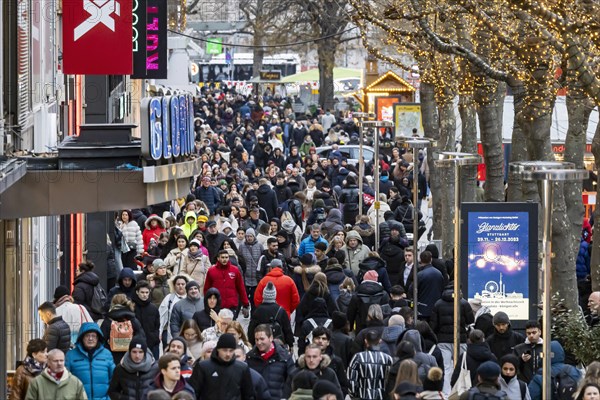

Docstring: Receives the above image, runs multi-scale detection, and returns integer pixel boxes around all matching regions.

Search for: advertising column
[461,203,538,328]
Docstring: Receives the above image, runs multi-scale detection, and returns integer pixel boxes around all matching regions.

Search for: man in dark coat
[255,178,279,220]
[347,270,390,334]
[108,338,158,400]
[451,329,498,387]
[105,267,137,310]
[38,301,71,353]
[246,324,296,400]
[486,311,525,360]
[131,280,161,359]
[283,344,341,398]
[408,251,444,322]
[204,221,229,263]
[248,282,294,349]
[189,334,254,400]
[512,320,543,383]
[379,220,408,285]
[194,176,221,216]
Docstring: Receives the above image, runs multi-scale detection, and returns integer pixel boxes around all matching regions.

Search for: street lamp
[396,136,435,325]
[510,161,588,400]
[435,151,481,366]
[361,120,394,246]
[354,112,375,212]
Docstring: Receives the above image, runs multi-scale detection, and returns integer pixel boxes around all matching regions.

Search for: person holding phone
[513,320,543,383]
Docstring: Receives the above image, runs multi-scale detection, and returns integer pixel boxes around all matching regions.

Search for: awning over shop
[0,158,27,195]
[0,158,202,219]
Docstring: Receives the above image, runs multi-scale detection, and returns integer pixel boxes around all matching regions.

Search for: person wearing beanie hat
[169,278,204,339]
[289,370,317,399]
[312,379,344,400]
[419,367,444,399]
[498,354,530,400]
[189,332,254,400]
[456,361,506,400]
[486,311,525,360]
[262,282,277,303]
[53,285,92,345]
[165,336,192,379]
[363,270,379,282]
[329,311,355,367]
[109,336,158,399]
[238,225,263,316]
[253,254,300,320]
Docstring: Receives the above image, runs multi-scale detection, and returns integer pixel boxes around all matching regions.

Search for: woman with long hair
[225,321,251,353]
[164,234,189,274]
[575,362,600,399]
[179,319,203,362]
[116,210,144,269]
[295,272,338,336]
[576,383,600,400]
[394,359,422,396]
[100,293,145,364]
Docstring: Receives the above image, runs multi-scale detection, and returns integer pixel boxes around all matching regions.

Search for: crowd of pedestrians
[11,88,600,400]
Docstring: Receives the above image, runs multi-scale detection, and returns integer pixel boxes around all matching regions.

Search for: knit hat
[186,280,200,292]
[263,282,277,303]
[332,311,348,330]
[493,311,510,325]
[216,333,237,350]
[292,370,318,391]
[477,361,501,380]
[300,253,314,265]
[197,215,208,223]
[363,270,379,282]
[313,199,325,209]
[500,354,520,370]
[246,228,256,237]
[152,259,166,268]
[129,337,148,354]
[189,239,201,248]
[276,230,288,239]
[53,285,70,302]
[312,380,343,400]
[314,242,327,251]
[206,220,217,228]
[268,259,283,269]
[468,298,482,311]
[422,367,443,392]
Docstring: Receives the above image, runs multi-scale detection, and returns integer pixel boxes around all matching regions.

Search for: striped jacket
[347,347,393,400]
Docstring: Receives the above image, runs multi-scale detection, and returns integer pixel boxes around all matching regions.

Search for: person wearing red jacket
[142,214,166,251]
[204,250,249,318]
[254,259,300,318]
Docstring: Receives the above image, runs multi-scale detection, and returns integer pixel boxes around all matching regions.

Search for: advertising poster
[394,103,423,137]
[461,203,538,326]
[375,97,401,122]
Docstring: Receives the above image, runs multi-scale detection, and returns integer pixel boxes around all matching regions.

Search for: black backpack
[467,387,507,400]
[269,307,284,342]
[90,284,107,315]
[551,367,578,400]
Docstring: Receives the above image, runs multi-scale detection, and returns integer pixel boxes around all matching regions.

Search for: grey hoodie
[401,329,438,381]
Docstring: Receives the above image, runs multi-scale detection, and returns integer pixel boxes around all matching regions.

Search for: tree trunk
[459,94,478,203]
[507,83,533,202]
[439,100,457,259]
[421,82,442,241]
[317,40,336,110]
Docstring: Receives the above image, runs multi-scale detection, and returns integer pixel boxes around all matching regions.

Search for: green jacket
[25,369,88,400]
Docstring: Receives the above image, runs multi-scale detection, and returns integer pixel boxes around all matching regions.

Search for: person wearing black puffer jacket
[248,282,294,348]
[192,287,221,332]
[256,178,279,220]
[38,302,71,354]
[131,281,161,360]
[357,253,393,293]
[298,297,333,355]
[486,311,525,360]
[323,257,355,303]
[347,270,390,334]
[451,329,498,387]
[72,260,105,321]
[108,338,158,400]
[100,294,146,364]
[379,220,408,285]
[105,268,138,310]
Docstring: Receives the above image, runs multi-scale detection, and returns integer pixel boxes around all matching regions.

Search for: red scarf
[260,344,276,361]
[47,369,64,382]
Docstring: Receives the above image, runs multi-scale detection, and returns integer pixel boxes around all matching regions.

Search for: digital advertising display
[461,203,538,327]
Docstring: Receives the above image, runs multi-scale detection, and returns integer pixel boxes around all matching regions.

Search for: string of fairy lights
[348,0,600,117]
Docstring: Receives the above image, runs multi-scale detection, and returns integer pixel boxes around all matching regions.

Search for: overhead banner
[63,0,133,74]
[206,38,223,54]
[461,203,538,328]
[132,0,168,78]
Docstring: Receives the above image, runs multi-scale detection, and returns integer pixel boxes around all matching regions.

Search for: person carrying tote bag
[449,351,471,400]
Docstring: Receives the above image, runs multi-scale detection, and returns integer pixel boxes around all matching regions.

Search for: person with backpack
[65,322,115,400]
[254,259,300,317]
[100,294,146,364]
[498,354,531,400]
[247,282,294,349]
[298,297,333,355]
[459,361,507,400]
[357,252,393,293]
[320,209,344,240]
[72,260,107,321]
[295,272,338,337]
[528,341,581,400]
[347,270,390,334]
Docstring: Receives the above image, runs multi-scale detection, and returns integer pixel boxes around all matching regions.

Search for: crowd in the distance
[12,87,600,400]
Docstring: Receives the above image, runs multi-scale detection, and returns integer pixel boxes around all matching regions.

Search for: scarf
[22,356,45,376]
[188,248,203,260]
[261,344,276,361]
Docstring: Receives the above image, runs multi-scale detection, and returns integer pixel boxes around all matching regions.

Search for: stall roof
[281,67,362,83]
[364,71,416,93]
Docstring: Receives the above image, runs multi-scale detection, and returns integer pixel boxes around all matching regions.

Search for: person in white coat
[158,274,190,347]
[53,285,92,345]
